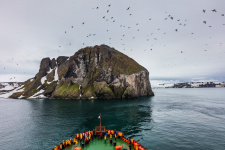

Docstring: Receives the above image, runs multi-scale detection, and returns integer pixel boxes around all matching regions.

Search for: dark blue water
[0,88,225,150]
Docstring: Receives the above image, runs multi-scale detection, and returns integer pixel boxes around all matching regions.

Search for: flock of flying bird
[1,4,225,81]
[60,6,224,53]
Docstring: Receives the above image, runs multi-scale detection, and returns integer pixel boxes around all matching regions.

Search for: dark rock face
[46,69,55,82]
[57,56,69,66]
[50,58,56,69]
[10,45,154,99]
[39,58,51,73]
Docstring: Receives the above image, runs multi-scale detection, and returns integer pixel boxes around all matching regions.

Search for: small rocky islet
[10,45,154,99]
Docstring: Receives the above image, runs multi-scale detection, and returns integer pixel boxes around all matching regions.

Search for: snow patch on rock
[54,67,59,81]
[29,89,45,99]
[41,76,47,84]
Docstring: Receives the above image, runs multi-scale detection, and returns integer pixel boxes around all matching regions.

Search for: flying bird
[203,21,206,24]
[203,9,206,13]
[127,7,130,10]
[108,4,111,7]
[212,9,217,12]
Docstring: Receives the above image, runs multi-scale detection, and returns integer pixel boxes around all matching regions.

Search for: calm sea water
[0,88,225,150]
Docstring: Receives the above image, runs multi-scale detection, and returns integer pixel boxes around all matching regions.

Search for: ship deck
[62,137,134,150]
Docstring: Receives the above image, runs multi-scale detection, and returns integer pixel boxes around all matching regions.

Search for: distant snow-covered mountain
[0,82,23,96]
[156,81,225,88]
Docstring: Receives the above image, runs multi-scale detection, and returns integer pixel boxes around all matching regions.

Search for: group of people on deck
[53,130,123,150]
[53,138,78,150]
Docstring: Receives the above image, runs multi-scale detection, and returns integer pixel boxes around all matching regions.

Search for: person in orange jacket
[75,140,78,147]
[104,135,107,143]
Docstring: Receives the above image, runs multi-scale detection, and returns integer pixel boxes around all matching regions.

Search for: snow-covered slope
[0,82,23,98]
[0,82,22,90]
[155,81,225,88]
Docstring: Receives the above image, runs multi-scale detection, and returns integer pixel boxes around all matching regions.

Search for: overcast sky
[0,0,225,86]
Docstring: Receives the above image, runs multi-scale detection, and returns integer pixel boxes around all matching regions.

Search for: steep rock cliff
[9,45,154,99]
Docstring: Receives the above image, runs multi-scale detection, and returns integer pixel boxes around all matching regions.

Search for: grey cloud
[0,0,225,82]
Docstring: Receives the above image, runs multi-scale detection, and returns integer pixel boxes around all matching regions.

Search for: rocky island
[2,45,154,99]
